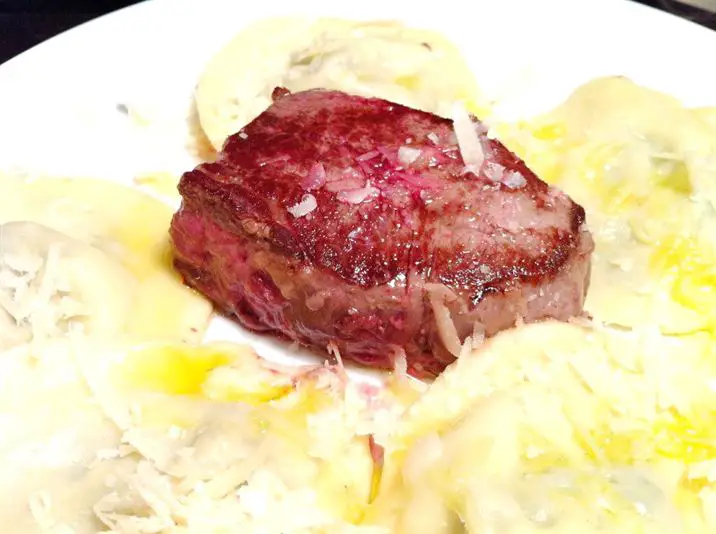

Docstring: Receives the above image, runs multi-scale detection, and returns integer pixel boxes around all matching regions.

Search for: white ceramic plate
[0,0,714,375]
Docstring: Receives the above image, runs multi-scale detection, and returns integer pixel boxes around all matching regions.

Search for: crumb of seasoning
[116,103,129,115]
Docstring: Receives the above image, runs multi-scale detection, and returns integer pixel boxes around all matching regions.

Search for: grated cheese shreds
[391,348,408,381]
[0,227,83,348]
[287,194,318,218]
[29,491,77,534]
[73,342,401,534]
[428,289,462,357]
[92,411,392,533]
[452,101,484,173]
[397,146,421,166]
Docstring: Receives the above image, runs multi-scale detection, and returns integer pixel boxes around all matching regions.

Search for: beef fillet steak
[170,89,593,378]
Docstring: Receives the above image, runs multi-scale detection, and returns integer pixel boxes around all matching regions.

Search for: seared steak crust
[171,89,593,378]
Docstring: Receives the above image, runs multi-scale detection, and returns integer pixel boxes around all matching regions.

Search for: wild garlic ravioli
[71,340,408,534]
[195,17,485,150]
[366,321,716,533]
[0,174,212,347]
[0,338,410,534]
[496,77,716,335]
[0,340,129,533]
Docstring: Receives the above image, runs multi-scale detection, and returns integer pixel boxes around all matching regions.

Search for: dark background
[0,0,715,65]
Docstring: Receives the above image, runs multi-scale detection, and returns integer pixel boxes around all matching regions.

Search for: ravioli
[195,17,485,150]
[72,340,404,533]
[495,77,716,335]
[0,174,212,346]
[367,321,716,533]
